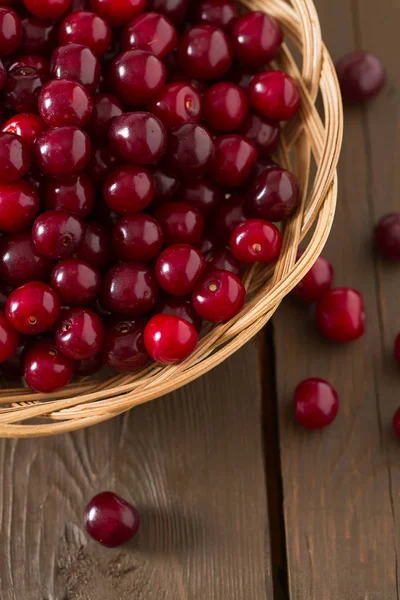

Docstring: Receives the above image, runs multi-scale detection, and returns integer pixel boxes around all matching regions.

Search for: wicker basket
[0,0,343,438]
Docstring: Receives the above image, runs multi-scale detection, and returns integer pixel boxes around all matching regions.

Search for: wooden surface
[1,0,399,598]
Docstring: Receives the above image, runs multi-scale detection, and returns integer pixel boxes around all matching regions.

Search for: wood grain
[274,0,400,598]
[0,342,273,600]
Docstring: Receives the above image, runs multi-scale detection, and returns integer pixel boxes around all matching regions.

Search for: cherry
[192,268,245,322]
[86,144,120,184]
[44,173,95,218]
[205,247,240,276]
[20,17,59,56]
[232,11,282,67]
[101,262,159,316]
[122,12,178,59]
[38,79,93,128]
[197,234,214,254]
[2,113,46,147]
[77,222,111,270]
[23,0,71,19]
[394,333,400,367]
[292,252,334,303]
[336,51,386,104]
[24,339,74,392]
[245,167,300,221]
[0,132,31,183]
[0,179,39,232]
[71,0,91,9]
[238,111,280,157]
[0,310,19,362]
[5,66,45,113]
[230,66,261,91]
[193,0,238,32]
[211,134,257,187]
[6,281,60,334]
[85,93,123,143]
[294,378,339,430]
[0,57,6,89]
[147,0,189,24]
[210,194,246,244]
[84,491,140,547]
[51,258,101,305]
[8,54,49,76]
[230,218,282,263]
[113,214,163,262]
[103,165,155,215]
[374,213,400,261]
[152,167,180,204]
[110,50,166,106]
[90,0,146,26]
[109,112,167,165]
[154,202,204,245]
[102,317,148,373]
[147,83,202,130]
[178,25,233,80]
[50,43,100,95]
[316,288,366,343]
[76,353,102,376]
[58,11,112,57]
[0,231,54,286]
[166,123,214,176]
[0,284,9,310]
[0,335,31,378]
[34,126,91,176]
[156,295,202,331]
[156,244,205,296]
[55,307,104,360]
[249,71,300,121]
[144,314,198,363]
[203,82,248,132]
[180,178,223,216]
[32,210,84,259]
[0,7,22,56]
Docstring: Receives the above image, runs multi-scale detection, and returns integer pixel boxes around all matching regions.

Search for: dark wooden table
[1,0,399,598]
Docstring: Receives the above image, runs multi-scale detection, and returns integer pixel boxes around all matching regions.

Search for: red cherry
[0,7,22,56]
[152,167,180,205]
[393,407,400,439]
[84,491,140,547]
[101,262,159,316]
[44,173,95,218]
[50,43,100,95]
[2,113,46,147]
[156,295,202,332]
[210,194,246,244]
[192,268,246,322]
[85,93,123,144]
[232,11,282,67]
[203,82,248,132]
[0,132,31,183]
[113,214,163,263]
[20,16,58,56]
[147,83,202,130]
[238,111,280,158]
[76,354,102,376]
[109,112,167,165]
[32,210,84,259]
[230,219,282,263]
[55,307,104,360]
[90,0,146,27]
[23,0,71,19]
[156,244,206,296]
[292,252,334,303]
[205,246,240,276]
[193,0,238,32]
[9,54,50,77]
[102,317,148,373]
[0,311,19,362]
[147,0,189,24]
[110,50,167,106]
[86,144,120,184]
[295,378,339,430]
[154,201,204,245]
[34,126,92,177]
[103,165,155,215]
[166,123,214,176]
[24,339,75,392]
[0,335,31,378]
[5,66,46,113]
[144,314,198,364]
[245,167,300,222]
[180,178,223,216]
[178,25,233,80]
[6,281,60,334]
[121,12,178,59]
[211,134,257,187]
[249,70,300,121]
[0,179,39,232]
[374,213,400,261]
[51,258,102,306]
[38,79,93,128]
[316,288,366,343]
[58,11,112,57]
[336,51,386,104]
[77,222,111,270]
[0,231,54,287]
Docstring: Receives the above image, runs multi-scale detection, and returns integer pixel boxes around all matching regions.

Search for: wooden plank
[0,342,273,600]
[274,0,400,598]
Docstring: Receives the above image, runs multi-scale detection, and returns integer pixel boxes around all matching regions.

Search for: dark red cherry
[210,194,246,244]
[84,491,141,548]
[51,258,102,306]
[90,0,146,27]
[180,178,223,215]
[103,165,155,215]
[0,335,31,378]
[32,210,84,259]
[76,353,102,376]
[20,16,59,55]
[8,54,49,76]
[197,233,214,254]
[6,281,60,334]
[34,126,91,176]
[230,218,282,263]
[55,307,104,360]
[178,25,233,80]
[156,294,202,332]
[144,314,198,363]
[203,82,248,132]
[316,288,366,343]
[0,310,19,362]
[44,174,95,218]
[122,12,178,59]
[86,144,120,184]
[101,262,159,316]
[154,201,204,245]
[0,231,54,286]
[71,0,91,9]
[102,317,148,373]
[232,11,282,67]
[245,167,300,222]
[90,198,119,227]
[192,268,246,322]
[295,378,339,430]
[58,11,112,57]
[23,0,71,19]
[5,66,45,113]
[0,283,9,310]
[193,0,238,32]
[0,179,39,232]
[77,222,111,270]
[0,132,31,183]
[374,213,400,261]
[152,166,180,204]
[205,246,240,276]
[2,113,46,147]
[230,65,261,91]
[167,123,214,176]
[0,57,6,90]
[292,252,334,303]
[50,43,100,95]
[85,93,123,143]
[0,7,22,56]
[156,244,205,296]
[109,112,167,165]
[249,70,300,121]
[147,83,202,130]
[113,214,163,262]
[110,50,166,106]
[336,51,386,104]
[38,79,93,128]
[147,0,189,24]
[238,111,280,158]
[211,134,257,187]
[24,339,74,393]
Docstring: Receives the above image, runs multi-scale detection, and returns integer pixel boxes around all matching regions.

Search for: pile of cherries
[0,0,306,394]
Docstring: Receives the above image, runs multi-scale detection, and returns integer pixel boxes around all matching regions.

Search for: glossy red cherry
[238,111,280,157]
[295,378,339,430]
[91,0,145,26]
[0,311,19,362]
[20,16,58,56]
[180,178,223,216]
[0,231,54,286]
[393,407,400,439]
[394,333,400,367]
[113,214,163,262]
[147,0,189,24]
[109,112,167,165]
[211,134,257,187]
[8,54,49,76]
[203,82,248,132]
[156,244,205,296]
[110,50,166,106]
[50,43,100,95]
[249,70,300,121]
[32,210,84,259]
[34,126,91,176]
[77,222,111,270]
[148,83,202,130]
[76,353,102,376]
[193,0,238,32]
[0,7,22,56]
[374,213,400,261]
[167,123,214,176]
[316,288,366,343]
[24,339,74,393]
[144,313,198,364]
[232,11,282,67]
[0,179,39,232]
[6,281,60,334]
[156,295,202,332]
[152,167,180,204]
[210,194,246,244]
[0,132,31,183]
[58,11,112,57]
[292,252,334,303]
[192,268,245,322]
[230,219,282,263]
[38,79,93,128]
[85,93,123,143]
[84,491,140,548]
[245,167,300,221]
[44,173,95,218]
[103,165,155,215]
[154,201,204,246]
[23,0,71,19]
[51,258,102,305]
[178,25,233,80]
[122,12,177,59]
[86,144,120,184]
[205,247,240,276]
[2,113,46,147]
[101,262,159,316]
[5,66,45,113]
[55,307,104,360]
[102,317,148,373]
[336,51,386,104]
